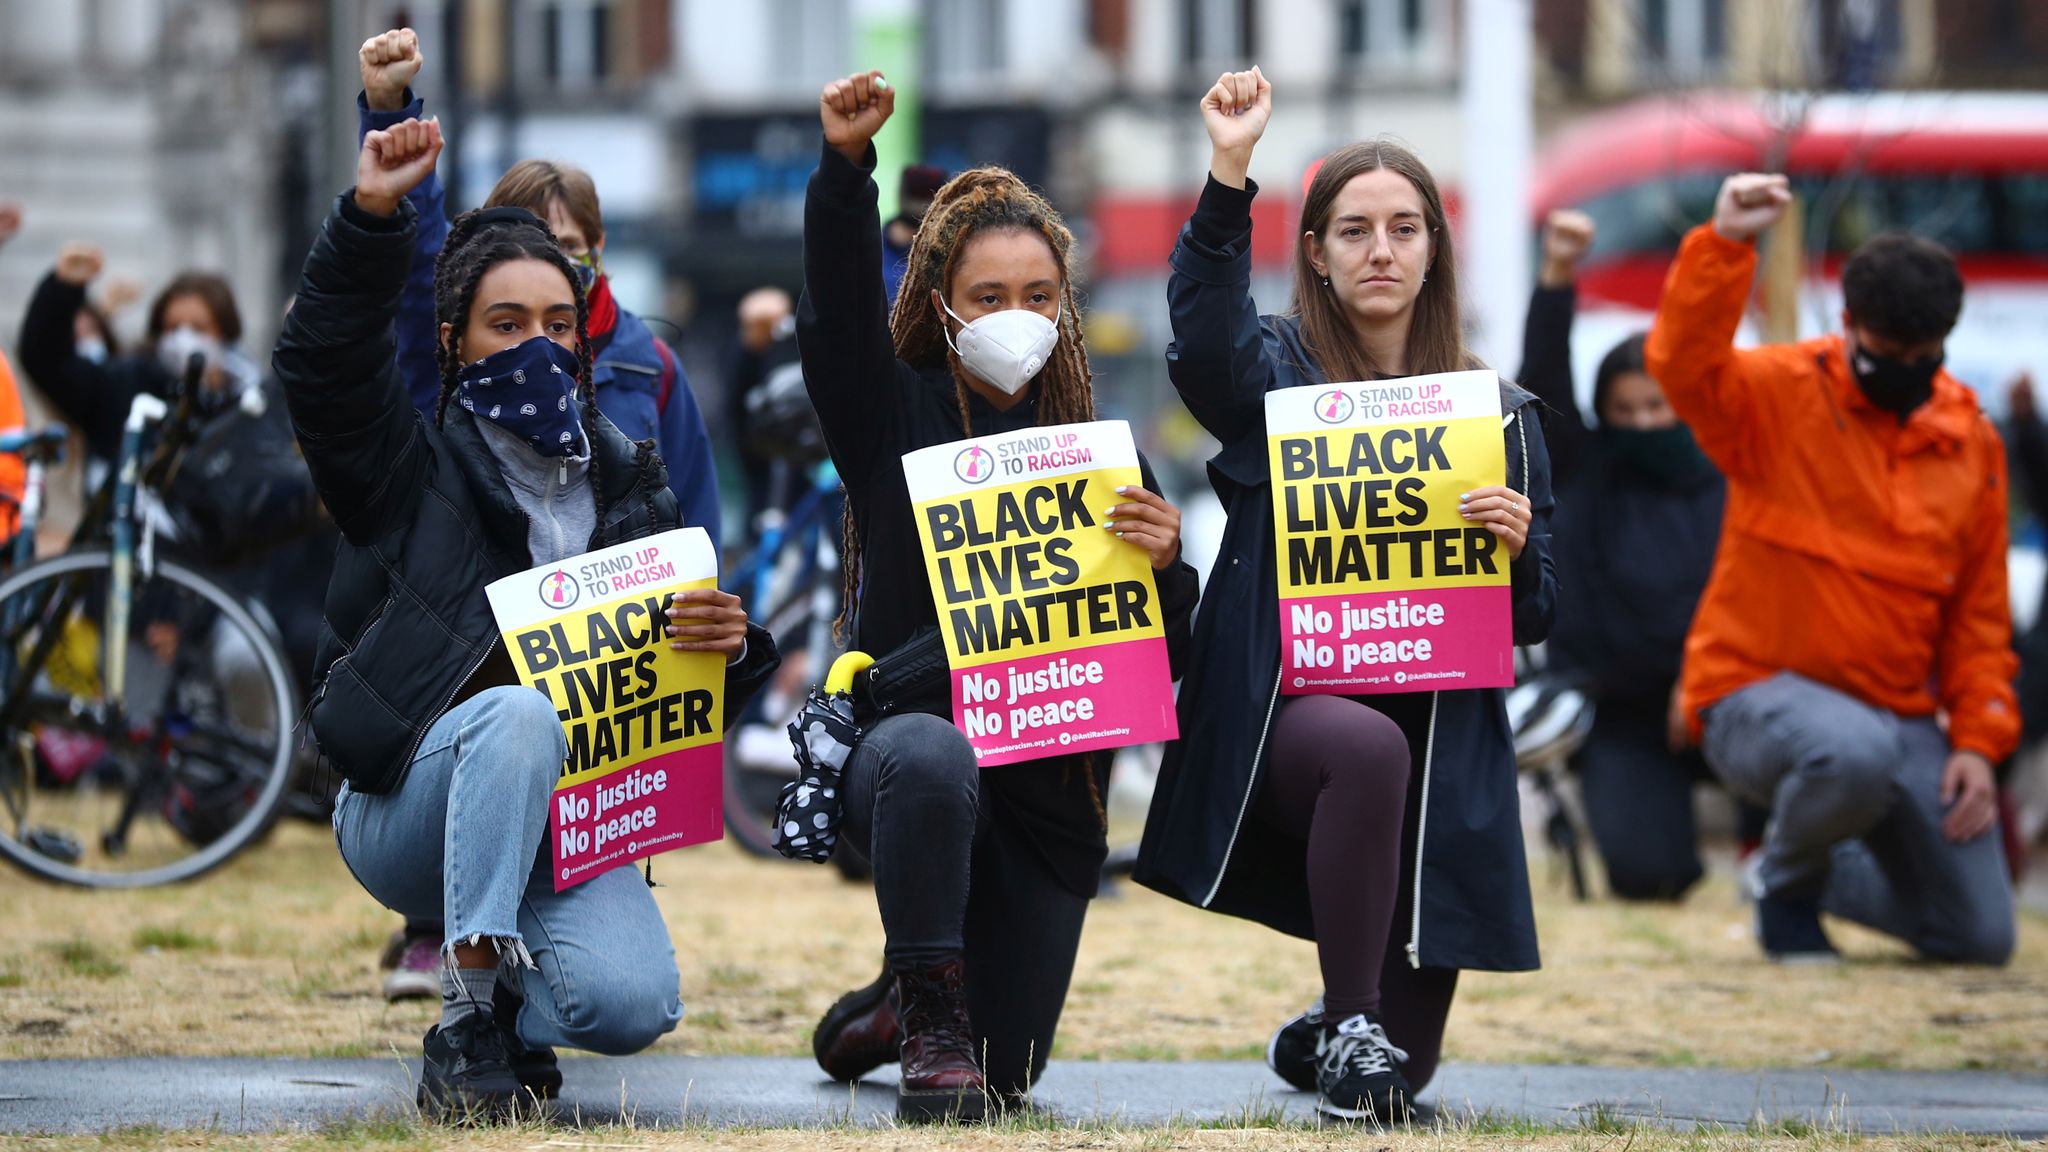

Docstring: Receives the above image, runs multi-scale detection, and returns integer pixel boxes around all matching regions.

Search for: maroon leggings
[1262,694,1461,1089]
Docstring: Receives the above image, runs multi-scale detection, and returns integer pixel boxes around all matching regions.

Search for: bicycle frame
[742,457,843,629]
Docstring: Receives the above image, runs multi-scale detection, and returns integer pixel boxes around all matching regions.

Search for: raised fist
[0,202,20,249]
[354,117,443,218]
[1712,173,1792,244]
[55,243,103,287]
[2009,372,2036,423]
[360,27,422,113]
[98,275,144,315]
[1202,68,1271,157]
[1539,209,1596,287]
[819,71,895,164]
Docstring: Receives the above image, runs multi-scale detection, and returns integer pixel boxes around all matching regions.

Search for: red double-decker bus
[1532,91,2048,414]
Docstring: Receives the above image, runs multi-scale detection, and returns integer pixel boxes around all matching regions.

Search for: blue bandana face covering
[457,336,586,456]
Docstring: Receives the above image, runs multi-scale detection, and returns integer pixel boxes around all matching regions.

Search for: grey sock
[440,966,499,1031]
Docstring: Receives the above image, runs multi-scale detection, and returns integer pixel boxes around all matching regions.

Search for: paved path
[3,1057,2045,1136]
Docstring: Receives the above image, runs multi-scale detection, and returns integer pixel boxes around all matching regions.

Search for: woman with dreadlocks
[272,118,779,1121]
[795,72,1200,1120]
[1134,69,1556,1122]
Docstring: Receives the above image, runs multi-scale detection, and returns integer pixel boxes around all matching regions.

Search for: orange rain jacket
[0,350,23,539]
[1646,224,2019,762]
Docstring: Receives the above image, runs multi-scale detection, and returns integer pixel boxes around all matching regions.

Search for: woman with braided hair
[272,118,779,1121]
[796,71,1200,1120]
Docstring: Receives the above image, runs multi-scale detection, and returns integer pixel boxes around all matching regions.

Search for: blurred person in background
[729,286,798,541]
[0,203,29,539]
[354,26,726,1000]
[356,28,719,546]
[1649,173,2016,966]
[881,164,947,306]
[12,228,333,837]
[1998,371,2048,870]
[1521,209,1759,901]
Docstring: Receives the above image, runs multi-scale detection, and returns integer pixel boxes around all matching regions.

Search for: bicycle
[0,362,299,887]
[722,455,853,864]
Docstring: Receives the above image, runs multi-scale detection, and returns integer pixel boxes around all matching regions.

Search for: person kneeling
[795,71,1200,1120]
[273,119,777,1120]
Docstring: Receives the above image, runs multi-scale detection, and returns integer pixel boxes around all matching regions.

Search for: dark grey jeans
[1702,672,2015,965]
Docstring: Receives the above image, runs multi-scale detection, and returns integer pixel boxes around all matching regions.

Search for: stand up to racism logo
[954,444,994,484]
[540,568,580,609]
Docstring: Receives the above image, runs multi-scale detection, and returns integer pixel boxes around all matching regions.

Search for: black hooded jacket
[272,194,777,794]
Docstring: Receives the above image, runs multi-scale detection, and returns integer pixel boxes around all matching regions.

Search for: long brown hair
[1289,139,1482,382]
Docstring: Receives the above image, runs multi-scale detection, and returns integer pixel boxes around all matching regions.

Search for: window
[1337,0,1445,78]
[1179,0,1254,67]
[931,0,1004,86]
[1638,0,1727,82]
[1816,0,1899,90]
[525,0,617,90]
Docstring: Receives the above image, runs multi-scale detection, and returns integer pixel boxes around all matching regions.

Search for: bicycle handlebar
[0,425,70,458]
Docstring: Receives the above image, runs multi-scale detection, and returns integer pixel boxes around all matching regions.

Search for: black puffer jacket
[273,194,777,794]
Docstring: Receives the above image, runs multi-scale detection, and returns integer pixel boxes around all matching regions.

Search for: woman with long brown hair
[1135,68,1557,1122]
[795,71,1200,1121]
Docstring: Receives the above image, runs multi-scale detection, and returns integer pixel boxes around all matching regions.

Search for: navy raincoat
[1134,177,1554,973]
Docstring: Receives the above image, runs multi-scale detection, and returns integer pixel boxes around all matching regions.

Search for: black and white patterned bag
[771,655,872,862]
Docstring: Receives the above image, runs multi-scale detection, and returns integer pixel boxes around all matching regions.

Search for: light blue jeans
[334,686,684,1054]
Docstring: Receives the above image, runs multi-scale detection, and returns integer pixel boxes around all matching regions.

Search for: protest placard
[904,420,1178,765]
[1266,370,1513,695]
[485,527,725,890]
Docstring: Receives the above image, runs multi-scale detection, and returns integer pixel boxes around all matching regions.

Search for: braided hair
[431,207,608,526]
[844,166,1106,820]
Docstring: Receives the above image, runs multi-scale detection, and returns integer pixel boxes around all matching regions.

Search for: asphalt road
[3,1056,2045,1136]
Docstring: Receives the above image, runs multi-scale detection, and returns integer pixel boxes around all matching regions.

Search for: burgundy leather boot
[893,957,986,1122]
[811,961,900,1082]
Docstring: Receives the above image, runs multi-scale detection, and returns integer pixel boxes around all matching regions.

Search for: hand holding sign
[1103,485,1183,570]
[486,528,729,889]
[1457,485,1533,561]
[666,589,749,658]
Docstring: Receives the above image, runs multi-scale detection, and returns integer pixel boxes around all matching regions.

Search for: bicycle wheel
[0,550,298,887]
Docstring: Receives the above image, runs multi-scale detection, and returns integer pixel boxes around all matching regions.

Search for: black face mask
[1850,341,1941,417]
[1604,423,1712,484]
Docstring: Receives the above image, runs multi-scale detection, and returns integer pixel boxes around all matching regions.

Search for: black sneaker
[1266,998,1323,1093]
[1756,892,1840,965]
[418,1012,524,1123]
[493,977,563,1100]
[1314,1013,1412,1124]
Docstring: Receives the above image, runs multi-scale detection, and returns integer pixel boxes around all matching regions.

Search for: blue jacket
[358,91,722,554]
[1133,178,1554,973]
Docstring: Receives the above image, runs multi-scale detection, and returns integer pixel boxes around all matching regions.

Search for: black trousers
[842,712,1090,1096]
[1577,702,1765,901]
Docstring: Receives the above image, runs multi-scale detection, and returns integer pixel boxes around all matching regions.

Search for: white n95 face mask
[941,297,1062,396]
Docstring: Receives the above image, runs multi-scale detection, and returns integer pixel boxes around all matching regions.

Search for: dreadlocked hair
[431,208,611,534]
[839,166,1107,824]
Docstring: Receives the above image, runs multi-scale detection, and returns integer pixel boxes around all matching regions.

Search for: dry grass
[0,1120,2040,1152]
[1,820,2045,1072]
